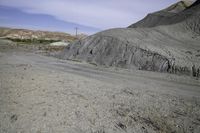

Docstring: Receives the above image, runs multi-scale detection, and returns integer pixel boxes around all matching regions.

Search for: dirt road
[0,40,200,133]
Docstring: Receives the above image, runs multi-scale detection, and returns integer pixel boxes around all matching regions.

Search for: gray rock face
[61,35,170,72]
[59,1,200,76]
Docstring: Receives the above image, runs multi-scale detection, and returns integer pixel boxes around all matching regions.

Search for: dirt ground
[0,39,200,133]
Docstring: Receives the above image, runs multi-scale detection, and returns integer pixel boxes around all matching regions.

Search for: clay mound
[59,0,200,76]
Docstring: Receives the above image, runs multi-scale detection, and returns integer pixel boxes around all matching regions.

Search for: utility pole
[75,27,78,37]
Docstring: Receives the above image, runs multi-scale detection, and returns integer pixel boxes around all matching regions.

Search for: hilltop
[128,0,194,28]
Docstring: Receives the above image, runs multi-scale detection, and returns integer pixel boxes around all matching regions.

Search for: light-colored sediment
[0,40,200,133]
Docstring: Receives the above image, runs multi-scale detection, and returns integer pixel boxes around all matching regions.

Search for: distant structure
[75,27,78,37]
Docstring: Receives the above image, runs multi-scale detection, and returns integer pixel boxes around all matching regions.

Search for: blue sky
[0,0,180,35]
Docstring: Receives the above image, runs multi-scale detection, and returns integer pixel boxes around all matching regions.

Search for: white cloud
[0,0,178,29]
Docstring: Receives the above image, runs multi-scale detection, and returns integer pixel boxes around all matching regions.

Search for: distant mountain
[0,27,77,42]
[59,0,200,76]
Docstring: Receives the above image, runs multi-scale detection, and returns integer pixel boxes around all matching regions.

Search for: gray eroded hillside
[128,0,194,28]
[59,0,200,76]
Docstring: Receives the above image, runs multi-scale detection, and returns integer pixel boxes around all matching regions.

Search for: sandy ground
[0,40,200,133]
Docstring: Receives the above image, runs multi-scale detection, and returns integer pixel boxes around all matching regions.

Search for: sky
[0,0,179,35]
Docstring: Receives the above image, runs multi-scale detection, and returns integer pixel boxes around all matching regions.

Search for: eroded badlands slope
[60,0,200,76]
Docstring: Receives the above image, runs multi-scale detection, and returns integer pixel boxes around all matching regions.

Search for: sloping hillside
[59,0,200,76]
[128,0,194,28]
